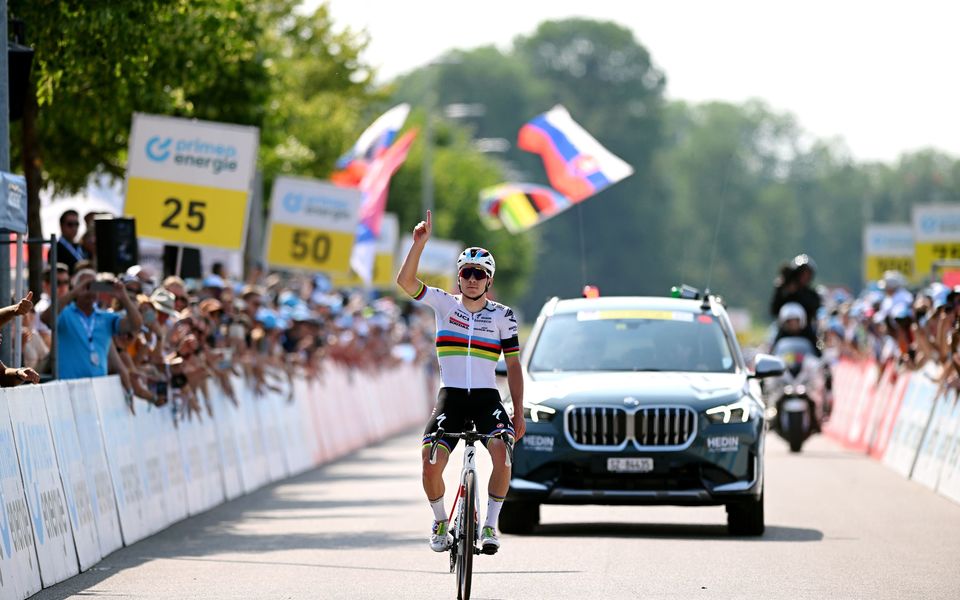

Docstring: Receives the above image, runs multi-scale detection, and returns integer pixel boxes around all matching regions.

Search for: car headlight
[705,398,757,424]
[523,403,557,423]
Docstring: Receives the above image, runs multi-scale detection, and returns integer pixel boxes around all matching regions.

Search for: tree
[9,0,375,295]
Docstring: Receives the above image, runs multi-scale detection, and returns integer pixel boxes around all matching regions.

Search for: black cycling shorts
[421,387,514,453]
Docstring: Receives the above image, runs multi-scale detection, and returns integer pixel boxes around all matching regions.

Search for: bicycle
[427,420,514,600]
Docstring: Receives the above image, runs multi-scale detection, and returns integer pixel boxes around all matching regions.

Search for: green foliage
[11,0,278,192]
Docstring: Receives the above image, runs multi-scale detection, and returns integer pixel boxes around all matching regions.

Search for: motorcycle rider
[770,254,822,354]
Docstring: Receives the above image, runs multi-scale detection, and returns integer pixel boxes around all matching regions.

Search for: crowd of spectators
[1,210,437,421]
[820,269,960,389]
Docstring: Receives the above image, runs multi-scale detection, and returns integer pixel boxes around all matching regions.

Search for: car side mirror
[495,359,508,377]
[750,354,785,379]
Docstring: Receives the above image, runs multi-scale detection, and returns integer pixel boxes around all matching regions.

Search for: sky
[316,0,960,164]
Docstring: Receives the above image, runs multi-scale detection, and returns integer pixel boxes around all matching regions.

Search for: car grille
[564,405,697,450]
[635,407,696,448]
[566,407,628,447]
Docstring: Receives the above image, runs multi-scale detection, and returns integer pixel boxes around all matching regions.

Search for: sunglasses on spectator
[63,221,79,228]
[459,267,489,281]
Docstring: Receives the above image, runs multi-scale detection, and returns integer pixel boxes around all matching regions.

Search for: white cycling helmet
[778,302,807,329]
[457,247,496,277]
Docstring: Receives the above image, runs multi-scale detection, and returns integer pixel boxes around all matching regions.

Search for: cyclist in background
[397,210,525,555]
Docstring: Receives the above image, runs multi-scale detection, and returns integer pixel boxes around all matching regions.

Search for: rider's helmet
[778,302,808,330]
[457,247,496,277]
[790,254,817,279]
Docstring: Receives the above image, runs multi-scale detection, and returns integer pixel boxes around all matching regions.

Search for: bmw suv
[499,292,784,536]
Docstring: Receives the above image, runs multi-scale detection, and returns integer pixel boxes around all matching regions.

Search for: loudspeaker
[163,244,202,279]
[95,217,138,274]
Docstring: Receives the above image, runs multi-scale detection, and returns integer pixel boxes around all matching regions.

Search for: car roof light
[582,285,600,298]
[670,284,701,300]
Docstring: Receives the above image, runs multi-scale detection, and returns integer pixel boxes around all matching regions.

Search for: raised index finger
[23,291,33,302]
[426,210,432,227]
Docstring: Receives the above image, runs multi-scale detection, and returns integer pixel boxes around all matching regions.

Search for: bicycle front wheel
[457,470,476,600]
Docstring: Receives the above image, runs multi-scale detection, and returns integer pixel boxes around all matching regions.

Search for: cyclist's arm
[501,308,524,438]
[397,239,426,297]
[397,211,431,296]
[505,353,524,439]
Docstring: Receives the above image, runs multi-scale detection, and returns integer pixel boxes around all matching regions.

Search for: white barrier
[94,377,153,545]
[1,362,435,599]
[911,386,955,490]
[207,386,245,501]
[6,385,80,587]
[0,393,41,600]
[834,360,960,508]
[934,390,960,504]
[66,379,123,558]
[883,372,939,478]
[41,382,101,571]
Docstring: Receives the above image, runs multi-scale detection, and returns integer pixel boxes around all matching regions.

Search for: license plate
[607,457,654,473]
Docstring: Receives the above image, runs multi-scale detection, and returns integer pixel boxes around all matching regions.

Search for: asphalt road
[33,431,960,600]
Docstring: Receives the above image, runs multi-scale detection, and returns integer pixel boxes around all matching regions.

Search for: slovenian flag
[518,105,633,202]
[333,103,411,187]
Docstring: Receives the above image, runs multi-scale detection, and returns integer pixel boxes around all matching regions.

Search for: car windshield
[529,310,737,373]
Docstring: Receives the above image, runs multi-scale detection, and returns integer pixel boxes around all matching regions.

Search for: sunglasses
[459,267,489,281]
[63,221,80,228]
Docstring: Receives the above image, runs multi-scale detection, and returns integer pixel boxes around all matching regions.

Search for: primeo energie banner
[863,224,914,283]
[124,113,259,252]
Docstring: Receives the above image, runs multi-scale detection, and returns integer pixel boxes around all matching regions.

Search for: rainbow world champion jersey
[410,282,520,391]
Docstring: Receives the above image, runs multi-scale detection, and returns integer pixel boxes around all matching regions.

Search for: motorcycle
[763,336,825,452]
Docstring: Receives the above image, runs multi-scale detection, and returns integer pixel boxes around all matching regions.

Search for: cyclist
[397,210,525,555]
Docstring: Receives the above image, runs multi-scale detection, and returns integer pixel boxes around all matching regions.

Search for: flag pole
[576,203,587,288]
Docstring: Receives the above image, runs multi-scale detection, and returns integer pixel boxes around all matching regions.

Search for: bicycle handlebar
[427,427,514,467]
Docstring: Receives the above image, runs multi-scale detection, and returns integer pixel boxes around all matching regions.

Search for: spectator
[43,269,143,380]
[0,292,41,385]
[55,209,87,273]
[36,263,70,315]
[162,276,190,314]
[80,229,97,270]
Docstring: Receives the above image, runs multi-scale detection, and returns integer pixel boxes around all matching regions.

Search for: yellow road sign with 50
[264,177,361,274]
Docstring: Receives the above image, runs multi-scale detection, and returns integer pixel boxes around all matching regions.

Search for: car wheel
[726,491,765,536]
[498,499,539,534]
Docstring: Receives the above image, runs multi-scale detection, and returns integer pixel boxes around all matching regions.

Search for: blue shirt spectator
[43,269,143,380]
[57,303,122,379]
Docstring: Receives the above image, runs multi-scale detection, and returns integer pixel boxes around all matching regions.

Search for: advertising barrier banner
[41,383,101,571]
[66,380,122,558]
[912,387,957,490]
[94,377,150,545]
[0,393,41,600]
[7,386,79,587]
[935,390,960,504]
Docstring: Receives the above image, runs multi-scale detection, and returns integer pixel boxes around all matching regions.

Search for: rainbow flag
[478,183,572,233]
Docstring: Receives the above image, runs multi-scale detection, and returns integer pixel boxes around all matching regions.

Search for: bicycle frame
[449,441,479,544]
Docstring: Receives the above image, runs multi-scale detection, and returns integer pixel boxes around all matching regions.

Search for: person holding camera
[42,269,143,380]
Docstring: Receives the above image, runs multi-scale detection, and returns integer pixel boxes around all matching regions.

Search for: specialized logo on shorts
[436,413,447,427]
[493,409,503,419]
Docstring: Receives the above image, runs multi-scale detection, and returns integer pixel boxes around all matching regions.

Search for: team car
[498,288,784,536]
